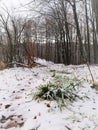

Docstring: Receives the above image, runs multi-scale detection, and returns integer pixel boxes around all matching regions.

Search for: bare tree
[0,13,13,65]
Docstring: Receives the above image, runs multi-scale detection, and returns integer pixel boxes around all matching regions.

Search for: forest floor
[0,59,98,130]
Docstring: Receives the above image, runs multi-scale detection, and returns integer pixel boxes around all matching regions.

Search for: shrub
[32,76,82,107]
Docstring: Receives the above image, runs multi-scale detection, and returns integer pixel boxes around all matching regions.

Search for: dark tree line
[32,0,98,64]
[0,0,98,68]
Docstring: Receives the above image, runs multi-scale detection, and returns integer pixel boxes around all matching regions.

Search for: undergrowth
[31,75,83,108]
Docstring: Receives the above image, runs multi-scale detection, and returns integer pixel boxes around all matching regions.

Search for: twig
[8,62,30,68]
[65,125,71,130]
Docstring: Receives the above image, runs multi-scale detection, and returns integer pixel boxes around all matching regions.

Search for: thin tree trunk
[85,0,90,62]
[72,0,86,63]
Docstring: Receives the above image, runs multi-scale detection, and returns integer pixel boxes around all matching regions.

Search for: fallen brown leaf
[15,96,22,99]
[5,121,18,129]
[5,104,11,109]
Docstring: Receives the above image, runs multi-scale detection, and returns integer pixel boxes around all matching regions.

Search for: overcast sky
[0,0,33,16]
[1,0,30,8]
[0,0,42,18]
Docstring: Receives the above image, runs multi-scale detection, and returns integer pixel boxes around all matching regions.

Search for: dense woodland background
[0,0,98,68]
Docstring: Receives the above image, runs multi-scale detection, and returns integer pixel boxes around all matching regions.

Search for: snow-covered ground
[0,59,98,130]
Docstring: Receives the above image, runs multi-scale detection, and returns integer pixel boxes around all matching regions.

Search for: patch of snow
[0,60,98,130]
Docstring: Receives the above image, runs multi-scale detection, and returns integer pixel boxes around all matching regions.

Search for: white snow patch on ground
[0,59,98,130]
